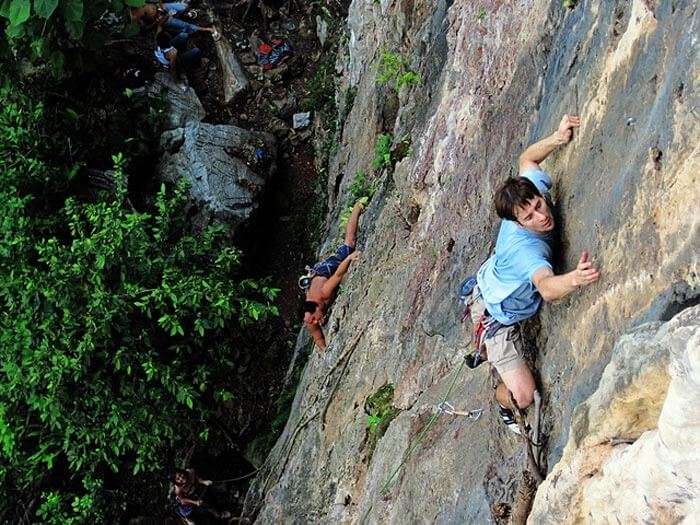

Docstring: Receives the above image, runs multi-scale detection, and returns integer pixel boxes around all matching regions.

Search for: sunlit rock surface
[530,306,700,524]
[152,71,275,226]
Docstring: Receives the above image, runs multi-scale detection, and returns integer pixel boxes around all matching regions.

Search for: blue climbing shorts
[312,244,354,278]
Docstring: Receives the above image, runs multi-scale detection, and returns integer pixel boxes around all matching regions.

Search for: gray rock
[148,71,205,131]
[198,0,249,103]
[213,34,250,104]
[316,15,329,47]
[245,0,700,522]
[158,122,276,225]
[529,306,700,524]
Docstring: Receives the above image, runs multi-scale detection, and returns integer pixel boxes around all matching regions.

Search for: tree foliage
[0,0,145,73]
[0,84,279,521]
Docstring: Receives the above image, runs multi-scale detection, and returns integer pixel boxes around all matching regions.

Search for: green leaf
[0,1,11,19]
[65,18,84,39]
[5,20,25,37]
[62,0,82,21]
[8,0,30,26]
[123,0,146,6]
[34,0,58,18]
[49,50,64,72]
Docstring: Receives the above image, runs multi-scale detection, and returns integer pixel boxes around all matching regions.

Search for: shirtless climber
[299,202,365,350]
[464,114,600,433]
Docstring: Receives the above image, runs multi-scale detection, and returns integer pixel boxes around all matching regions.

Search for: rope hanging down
[359,355,469,524]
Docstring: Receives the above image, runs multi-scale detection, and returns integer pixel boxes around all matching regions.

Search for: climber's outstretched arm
[532,251,600,302]
[519,115,580,173]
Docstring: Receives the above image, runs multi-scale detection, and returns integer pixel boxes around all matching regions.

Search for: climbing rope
[359,355,469,524]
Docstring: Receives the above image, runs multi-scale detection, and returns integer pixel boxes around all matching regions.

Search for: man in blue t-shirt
[467,115,600,432]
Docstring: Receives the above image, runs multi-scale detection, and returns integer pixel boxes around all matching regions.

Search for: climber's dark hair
[302,301,319,314]
[171,468,188,484]
[494,176,542,223]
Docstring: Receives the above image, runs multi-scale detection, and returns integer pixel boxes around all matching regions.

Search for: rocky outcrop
[212,35,250,104]
[528,306,700,524]
[151,72,275,226]
[246,0,699,522]
[201,0,250,103]
[158,122,275,224]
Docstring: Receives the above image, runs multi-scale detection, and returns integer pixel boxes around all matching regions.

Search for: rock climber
[464,114,600,433]
[298,202,365,350]
[170,467,231,523]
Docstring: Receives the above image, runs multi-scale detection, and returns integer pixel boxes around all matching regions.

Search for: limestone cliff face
[245,0,699,522]
[529,306,700,524]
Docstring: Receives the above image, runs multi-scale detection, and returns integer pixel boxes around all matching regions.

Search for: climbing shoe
[499,405,527,435]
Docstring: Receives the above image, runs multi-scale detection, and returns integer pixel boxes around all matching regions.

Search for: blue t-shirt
[476,169,553,325]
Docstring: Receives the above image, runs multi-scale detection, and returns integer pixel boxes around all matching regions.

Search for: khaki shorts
[469,286,524,374]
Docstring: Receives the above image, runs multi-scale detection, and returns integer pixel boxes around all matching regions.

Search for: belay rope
[359,355,472,524]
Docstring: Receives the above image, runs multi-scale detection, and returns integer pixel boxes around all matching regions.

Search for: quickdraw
[436,401,483,421]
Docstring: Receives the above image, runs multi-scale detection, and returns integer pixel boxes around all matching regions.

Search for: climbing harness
[436,401,483,421]
[297,266,316,290]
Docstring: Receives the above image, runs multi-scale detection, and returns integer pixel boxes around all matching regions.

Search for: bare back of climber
[299,202,365,350]
[466,114,600,433]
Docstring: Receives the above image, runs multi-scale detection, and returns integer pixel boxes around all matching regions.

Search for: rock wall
[245,0,699,522]
[529,306,700,524]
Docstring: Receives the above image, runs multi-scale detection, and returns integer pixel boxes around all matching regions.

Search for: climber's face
[304,308,324,326]
[515,195,554,234]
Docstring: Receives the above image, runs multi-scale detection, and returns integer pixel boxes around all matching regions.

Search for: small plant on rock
[376,50,421,91]
[339,171,377,227]
[364,384,401,461]
[372,133,393,171]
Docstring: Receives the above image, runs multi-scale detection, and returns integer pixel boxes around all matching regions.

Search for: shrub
[372,133,393,171]
[339,171,377,228]
[364,384,400,460]
[0,0,146,74]
[0,85,278,521]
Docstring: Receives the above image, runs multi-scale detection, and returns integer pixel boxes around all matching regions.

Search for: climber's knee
[500,364,536,409]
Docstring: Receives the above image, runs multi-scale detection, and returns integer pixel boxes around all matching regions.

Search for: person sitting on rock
[170,467,231,524]
[299,202,365,351]
[464,114,600,433]
[155,31,207,79]
[132,1,218,37]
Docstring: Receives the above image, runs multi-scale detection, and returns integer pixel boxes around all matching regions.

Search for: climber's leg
[495,364,535,409]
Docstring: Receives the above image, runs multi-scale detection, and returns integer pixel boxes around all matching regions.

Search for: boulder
[158,122,276,225]
[199,0,249,103]
[213,35,250,104]
[148,71,205,131]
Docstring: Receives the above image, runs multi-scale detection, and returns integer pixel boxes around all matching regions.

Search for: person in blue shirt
[467,115,600,432]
